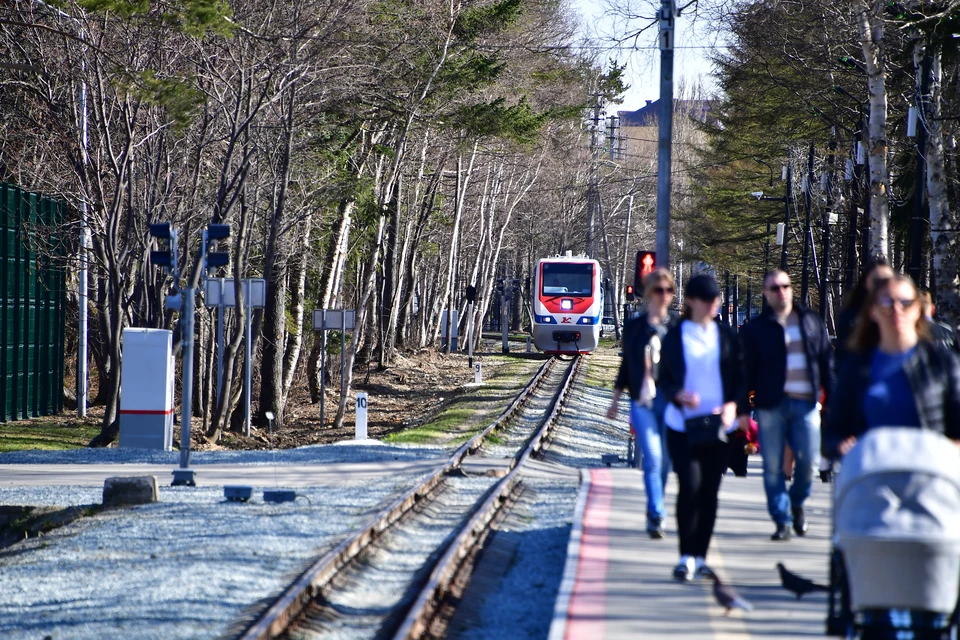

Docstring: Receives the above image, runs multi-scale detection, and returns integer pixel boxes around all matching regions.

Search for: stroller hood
[837,427,960,496]
[835,428,960,612]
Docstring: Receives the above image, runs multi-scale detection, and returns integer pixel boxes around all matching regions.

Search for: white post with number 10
[355,393,368,440]
[474,363,482,384]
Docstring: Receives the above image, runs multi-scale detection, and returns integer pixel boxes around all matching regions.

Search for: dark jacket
[823,340,960,458]
[739,304,834,411]
[614,311,679,400]
[659,319,748,412]
[928,320,959,354]
[834,306,859,372]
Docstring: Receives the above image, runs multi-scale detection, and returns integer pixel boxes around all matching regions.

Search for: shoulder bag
[684,413,728,446]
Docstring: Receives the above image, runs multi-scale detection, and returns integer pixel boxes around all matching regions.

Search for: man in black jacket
[739,271,834,541]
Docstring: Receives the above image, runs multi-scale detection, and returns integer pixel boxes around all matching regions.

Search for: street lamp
[750,189,790,274]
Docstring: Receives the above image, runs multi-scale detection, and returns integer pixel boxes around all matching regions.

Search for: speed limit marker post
[474,362,482,384]
[355,393,368,440]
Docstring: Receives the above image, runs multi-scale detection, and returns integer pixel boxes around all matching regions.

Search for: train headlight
[560,299,573,311]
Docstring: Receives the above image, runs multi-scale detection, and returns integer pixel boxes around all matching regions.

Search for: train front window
[541,263,594,296]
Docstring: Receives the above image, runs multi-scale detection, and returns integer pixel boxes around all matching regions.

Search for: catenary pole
[655,0,676,271]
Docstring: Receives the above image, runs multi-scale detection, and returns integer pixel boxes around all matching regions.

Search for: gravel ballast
[0,458,432,640]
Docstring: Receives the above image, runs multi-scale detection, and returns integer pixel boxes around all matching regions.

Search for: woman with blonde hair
[608,267,678,538]
[824,273,960,457]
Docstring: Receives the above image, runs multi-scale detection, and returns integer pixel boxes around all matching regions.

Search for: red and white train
[532,254,603,354]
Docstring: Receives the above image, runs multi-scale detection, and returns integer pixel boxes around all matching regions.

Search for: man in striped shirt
[738,271,834,541]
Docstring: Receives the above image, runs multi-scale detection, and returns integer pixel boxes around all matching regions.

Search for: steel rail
[235,356,556,640]
[392,355,584,640]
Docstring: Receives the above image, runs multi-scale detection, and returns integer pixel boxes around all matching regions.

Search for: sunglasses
[651,286,675,295]
[766,283,791,292]
[876,295,918,312]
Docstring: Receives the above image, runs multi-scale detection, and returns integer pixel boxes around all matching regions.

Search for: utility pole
[821,129,837,323]
[801,144,815,306]
[908,51,932,285]
[587,99,603,258]
[656,0,676,271]
[607,115,620,161]
[780,159,792,272]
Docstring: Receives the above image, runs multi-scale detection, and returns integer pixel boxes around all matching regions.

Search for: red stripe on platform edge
[565,467,613,640]
[119,409,174,415]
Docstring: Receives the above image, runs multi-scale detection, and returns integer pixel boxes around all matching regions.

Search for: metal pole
[340,311,346,396]
[908,52,932,284]
[320,310,326,428]
[733,274,740,329]
[801,144,814,306]
[746,271,753,322]
[723,271,730,325]
[765,221,771,275]
[77,35,89,419]
[173,286,196,486]
[467,301,474,368]
[217,280,224,402]
[780,162,792,271]
[821,131,837,323]
[656,0,676,272]
[501,292,509,353]
[244,283,252,437]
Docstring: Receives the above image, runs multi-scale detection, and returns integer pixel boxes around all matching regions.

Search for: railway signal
[148,221,232,487]
[626,284,635,302]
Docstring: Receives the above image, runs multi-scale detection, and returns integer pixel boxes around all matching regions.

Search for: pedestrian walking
[835,258,894,369]
[739,270,833,541]
[608,268,678,538]
[659,274,747,580]
[824,273,960,457]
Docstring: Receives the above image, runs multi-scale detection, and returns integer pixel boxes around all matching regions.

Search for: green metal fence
[0,183,66,420]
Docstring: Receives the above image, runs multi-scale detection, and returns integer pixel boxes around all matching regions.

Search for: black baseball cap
[685,274,720,301]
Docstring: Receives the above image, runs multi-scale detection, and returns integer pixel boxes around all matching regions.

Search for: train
[531,254,603,354]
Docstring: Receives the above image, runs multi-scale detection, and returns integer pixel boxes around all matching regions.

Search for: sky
[571,0,720,114]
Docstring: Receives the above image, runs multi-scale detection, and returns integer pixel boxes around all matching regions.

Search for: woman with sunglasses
[825,274,960,457]
[608,268,679,538]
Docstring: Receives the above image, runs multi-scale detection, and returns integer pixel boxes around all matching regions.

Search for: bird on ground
[777,562,829,600]
[710,574,753,615]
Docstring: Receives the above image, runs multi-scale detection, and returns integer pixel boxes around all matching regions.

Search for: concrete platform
[551,458,833,639]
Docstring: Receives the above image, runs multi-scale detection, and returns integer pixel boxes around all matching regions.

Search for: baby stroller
[833,427,960,639]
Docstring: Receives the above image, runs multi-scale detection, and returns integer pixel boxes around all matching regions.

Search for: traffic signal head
[149,223,172,239]
[207,223,230,240]
[626,284,635,302]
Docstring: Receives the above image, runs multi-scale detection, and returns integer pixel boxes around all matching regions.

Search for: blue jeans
[630,397,670,522]
[755,397,822,525]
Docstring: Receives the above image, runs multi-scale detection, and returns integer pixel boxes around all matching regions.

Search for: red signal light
[626,284,635,301]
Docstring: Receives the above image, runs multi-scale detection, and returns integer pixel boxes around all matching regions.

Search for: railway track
[230,355,583,640]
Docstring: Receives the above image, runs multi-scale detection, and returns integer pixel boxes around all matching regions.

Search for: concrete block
[103,476,159,507]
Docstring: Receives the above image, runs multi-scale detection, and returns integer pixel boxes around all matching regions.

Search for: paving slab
[551,458,833,639]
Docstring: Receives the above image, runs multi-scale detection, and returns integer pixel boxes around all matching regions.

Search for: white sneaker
[672,555,695,581]
[694,556,715,580]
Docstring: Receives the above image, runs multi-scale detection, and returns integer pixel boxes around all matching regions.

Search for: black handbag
[683,413,728,446]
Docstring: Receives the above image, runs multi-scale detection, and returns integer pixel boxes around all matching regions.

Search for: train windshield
[541,262,594,296]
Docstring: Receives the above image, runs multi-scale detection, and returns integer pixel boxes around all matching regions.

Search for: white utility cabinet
[119,328,175,450]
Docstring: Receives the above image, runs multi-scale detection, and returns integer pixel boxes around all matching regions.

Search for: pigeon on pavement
[710,574,753,615]
[777,562,829,600]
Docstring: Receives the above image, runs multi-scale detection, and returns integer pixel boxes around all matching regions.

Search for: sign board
[355,393,368,440]
[776,223,786,246]
[312,309,356,331]
[204,278,266,308]
[474,362,482,384]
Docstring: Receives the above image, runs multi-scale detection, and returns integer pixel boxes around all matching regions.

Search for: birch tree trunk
[924,46,958,324]
[859,2,890,258]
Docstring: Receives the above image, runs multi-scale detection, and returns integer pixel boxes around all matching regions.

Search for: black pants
[666,427,730,558]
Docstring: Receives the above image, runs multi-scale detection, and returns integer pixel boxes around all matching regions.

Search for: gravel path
[0,472,430,640]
